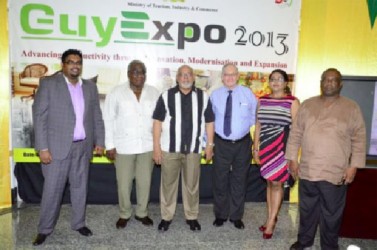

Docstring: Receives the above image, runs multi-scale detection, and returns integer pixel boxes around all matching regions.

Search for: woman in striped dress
[253,69,300,239]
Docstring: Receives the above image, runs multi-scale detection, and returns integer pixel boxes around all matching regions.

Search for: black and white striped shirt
[153,86,214,154]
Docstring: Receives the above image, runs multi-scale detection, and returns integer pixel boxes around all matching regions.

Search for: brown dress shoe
[32,233,48,246]
[116,218,129,229]
[135,216,153,226]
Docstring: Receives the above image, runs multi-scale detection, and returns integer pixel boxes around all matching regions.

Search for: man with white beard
[152,65,215,232]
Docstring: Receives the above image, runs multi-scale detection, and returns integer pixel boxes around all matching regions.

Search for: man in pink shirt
[32,49,105,245]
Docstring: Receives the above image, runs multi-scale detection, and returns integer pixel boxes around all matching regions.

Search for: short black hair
[321,68,342,82]
[61,49,83,63]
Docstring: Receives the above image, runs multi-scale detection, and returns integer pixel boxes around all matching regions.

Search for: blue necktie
[224,90,232,136]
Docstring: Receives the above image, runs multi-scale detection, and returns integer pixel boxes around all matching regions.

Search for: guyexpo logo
[20,3,226,49]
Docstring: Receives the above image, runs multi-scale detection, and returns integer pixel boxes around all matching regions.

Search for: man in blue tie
[210,63,257,229]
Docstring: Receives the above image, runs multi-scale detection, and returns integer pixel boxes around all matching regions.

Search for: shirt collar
[172,85,198,94]
[63,75,83,86]
[222,84,239,93]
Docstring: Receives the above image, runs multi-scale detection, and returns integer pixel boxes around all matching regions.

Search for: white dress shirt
[103,82,160,154]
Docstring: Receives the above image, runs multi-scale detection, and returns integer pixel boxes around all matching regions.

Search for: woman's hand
[252,150,261,165]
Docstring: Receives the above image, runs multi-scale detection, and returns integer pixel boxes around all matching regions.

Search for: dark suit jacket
[32,73,105,160]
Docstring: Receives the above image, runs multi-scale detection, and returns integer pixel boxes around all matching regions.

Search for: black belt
[215,133,250,143]
[73,139,85,143]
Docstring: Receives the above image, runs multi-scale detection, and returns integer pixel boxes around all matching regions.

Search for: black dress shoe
[290,241,305,250]
[213,218,227,227]
[116,218,129,229]
[158,219,171,231]
[77,226,93,236]
[230,219,245,229]
[135,216,153,226]
[186,219,201,231]
[32,233,48,246]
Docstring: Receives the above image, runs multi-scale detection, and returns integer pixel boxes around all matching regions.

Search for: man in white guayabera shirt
[103,60,160,229]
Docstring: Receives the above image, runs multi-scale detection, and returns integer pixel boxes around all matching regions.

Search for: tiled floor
[0,202,376,249]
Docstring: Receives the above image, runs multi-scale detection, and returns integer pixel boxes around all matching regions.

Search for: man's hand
[94,145,105,156]
[288,160,300,180]
[153,146,163,165]
[105,148,116,161]
[343,167,357,184]
[39,150,52,165]
[204,145,214,162]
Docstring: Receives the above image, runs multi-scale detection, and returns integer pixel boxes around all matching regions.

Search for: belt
[215,133,250,143]
[73,139,85,143]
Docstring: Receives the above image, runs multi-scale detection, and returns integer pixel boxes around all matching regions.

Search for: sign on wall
[9,0,302,160]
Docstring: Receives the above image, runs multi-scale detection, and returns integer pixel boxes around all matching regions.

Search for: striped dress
[257,95,296,182]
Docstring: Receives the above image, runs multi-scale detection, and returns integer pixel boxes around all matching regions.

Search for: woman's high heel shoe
[263,232,273,239]
[262,217,277,239]
[259,217,277,232]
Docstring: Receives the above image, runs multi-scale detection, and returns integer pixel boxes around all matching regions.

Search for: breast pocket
[239,102,250,117]
[144,101,156,117]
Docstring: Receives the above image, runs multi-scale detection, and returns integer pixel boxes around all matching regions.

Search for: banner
[9,0,301,160]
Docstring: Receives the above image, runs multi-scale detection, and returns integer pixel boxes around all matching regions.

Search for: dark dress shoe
[135,216,153,226]
[32,233,48,246]
[116,218,129,229]
[77,226,93,236]
[158,219,171,231]
[213,218,227,227]
[290,241,305,250]
[186,219,201,231]
[230,219,245,229]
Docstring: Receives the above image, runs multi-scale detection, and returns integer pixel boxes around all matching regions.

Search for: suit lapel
[57,74,75,113]
[82,80,90,119]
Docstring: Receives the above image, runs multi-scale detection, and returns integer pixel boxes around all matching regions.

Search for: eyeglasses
[64,60,82,66]
[269,78,285,83]
[178,73,193,78]
[129,70,146,76]
[223,73,238,77]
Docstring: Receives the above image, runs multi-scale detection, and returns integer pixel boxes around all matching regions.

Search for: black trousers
[212,134,251,220]
[298,179,347,250]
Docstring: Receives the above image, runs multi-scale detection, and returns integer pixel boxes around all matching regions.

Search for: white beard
[180,82,193,89]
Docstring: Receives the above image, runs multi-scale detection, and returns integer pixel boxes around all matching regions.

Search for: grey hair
[176,64,194,77]
[127,60,146,73]
[221,63,238,76]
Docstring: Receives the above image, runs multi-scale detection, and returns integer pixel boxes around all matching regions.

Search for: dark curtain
[15,163,289,204]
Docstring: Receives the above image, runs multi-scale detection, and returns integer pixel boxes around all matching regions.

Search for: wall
[0,0,11,209]
[296,0,377,101]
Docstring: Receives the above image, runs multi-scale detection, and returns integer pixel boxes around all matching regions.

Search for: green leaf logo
[367,0,377,28]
